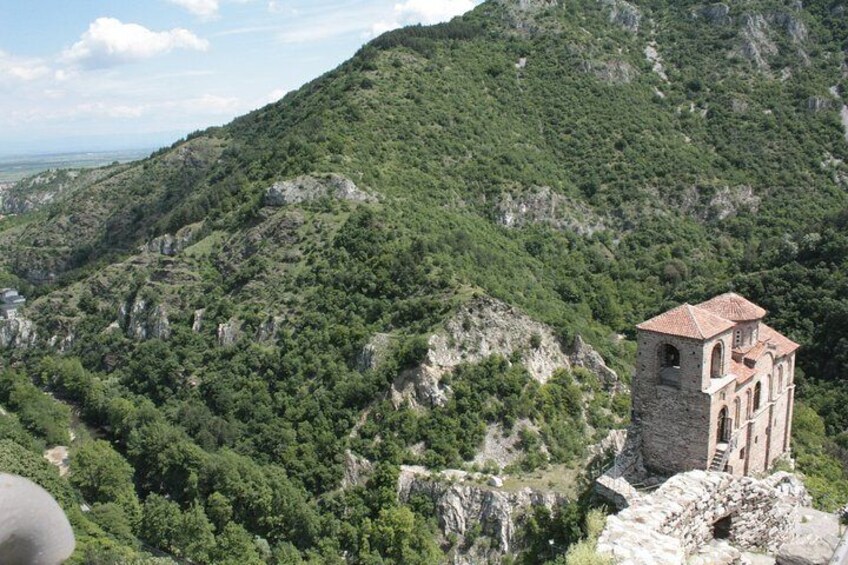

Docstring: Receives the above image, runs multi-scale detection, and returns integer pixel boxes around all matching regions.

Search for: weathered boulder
[264,174,376,207]
[777,534,835,565]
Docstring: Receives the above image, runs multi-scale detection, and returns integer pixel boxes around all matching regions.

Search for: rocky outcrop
[472,419,541,471]
[217,319,242,347]
[495,186,606,236]
[264,174,376,207]
[0,170,84,215]
[597,471,810,563]
[119,297,171,341]
[807,96,834,112]
[0,316,37,349]
[739,14,778,70]
[356,333,393,372]
[391,297,619,408]
[398,465,568,561]
[587,59,636,84]
[644,43,668,81]
[192,309,205,333]
[142,223,202,256]
[600,0,641,32]
[569,335,619,386]
[342,450,374,489]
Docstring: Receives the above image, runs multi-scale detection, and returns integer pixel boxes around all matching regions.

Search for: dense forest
[1,0,847,562]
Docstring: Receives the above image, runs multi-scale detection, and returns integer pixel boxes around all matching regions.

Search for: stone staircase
[709,444,729,472]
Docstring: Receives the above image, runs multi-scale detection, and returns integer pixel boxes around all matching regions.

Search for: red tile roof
[758,323,800,358]
[636,304,735,340]
[696,293,767,322]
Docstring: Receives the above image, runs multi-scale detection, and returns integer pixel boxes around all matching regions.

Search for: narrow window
[710,342,723,379]
[734,329,742,347]
[733,398,741,429]
[753,382,762,411]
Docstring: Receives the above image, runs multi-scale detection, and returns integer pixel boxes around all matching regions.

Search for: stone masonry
[597,470,810,564]
[632,293,798,477]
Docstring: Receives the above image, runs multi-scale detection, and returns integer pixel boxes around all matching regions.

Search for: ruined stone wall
[597,470,810,564]
[633,331,711,474]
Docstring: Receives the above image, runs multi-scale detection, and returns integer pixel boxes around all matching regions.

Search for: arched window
[710,342,723,379]
[661,344,680,368]
[768,374,773,401]
[746,390,752,419]
[777,366,784,393]
[753,382,762,412]
[733,397,741,429]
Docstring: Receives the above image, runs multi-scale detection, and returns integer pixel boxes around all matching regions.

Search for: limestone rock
[569,335,619,386]
[119,298,171,341]
[342,450,374,489]
[391,365,450,408]
[398,465,567,558]
[0,316,37,349]
[192,308,205,333]
[264,174,376,207]
[590,59,637,84]
[472,420,542,471]
[739,14,777,70]
[807,96,833,112]
[43,446,70,477]
[645,43,668,81]
[142,222,202,256]
[356,333,393,372]
[496,186,606,236]
[217,319,242,347]
[600,0,641,32]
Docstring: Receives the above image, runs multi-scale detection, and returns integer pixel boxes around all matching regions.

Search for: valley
[0,0,847,563]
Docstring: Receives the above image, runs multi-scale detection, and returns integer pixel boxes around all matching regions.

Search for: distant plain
[0,149,152,183]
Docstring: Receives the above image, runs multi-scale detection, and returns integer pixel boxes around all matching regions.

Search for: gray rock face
[777,534,835,565]
[391,297,619,408]
[772,12,807,43]
[0,317,37,349]
[740,14,778,69]
[217,319,242,347]
[192,308,205,333]
[600,0,641,32]
[356,333,393,372]
[0,170,82,215]
[142,222,201,256]
[119,297,171,341]
[807,96,834,112]
[342,450,374,489]
[569,335,619,386]
[256,316,284,343]
[398,466,568,561]
[495,186,606,236]
[264,174,376,207]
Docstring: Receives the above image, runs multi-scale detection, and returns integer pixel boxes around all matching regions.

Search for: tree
[212,522,264,565]
[71,440,140,525]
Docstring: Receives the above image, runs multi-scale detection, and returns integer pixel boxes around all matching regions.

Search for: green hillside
[1,0,847,562]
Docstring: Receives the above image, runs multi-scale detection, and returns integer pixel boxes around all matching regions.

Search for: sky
[0,0,483,155]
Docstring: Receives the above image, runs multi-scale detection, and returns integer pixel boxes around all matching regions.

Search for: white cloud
[370,0,478,37]
[188,94,241,114]
[0,50,51,81]
[61,18,210,68]
[167,0,220,19]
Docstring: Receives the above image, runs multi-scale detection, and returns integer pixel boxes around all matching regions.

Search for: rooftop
[636,304,736,340]
[696,293,767,322]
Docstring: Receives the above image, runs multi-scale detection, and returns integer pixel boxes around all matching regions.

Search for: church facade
[632,293,798,476]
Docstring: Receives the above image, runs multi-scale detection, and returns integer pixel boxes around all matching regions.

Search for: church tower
[632,294,798,476]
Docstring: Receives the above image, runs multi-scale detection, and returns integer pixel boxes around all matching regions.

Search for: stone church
[632,293,798,476]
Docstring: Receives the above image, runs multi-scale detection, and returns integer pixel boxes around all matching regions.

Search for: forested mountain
[1,0,847,562]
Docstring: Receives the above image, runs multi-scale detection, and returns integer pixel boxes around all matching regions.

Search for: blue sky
[0,0,482,155]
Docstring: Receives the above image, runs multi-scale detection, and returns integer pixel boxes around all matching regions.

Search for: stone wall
[633,331,713,474]
[597,470,810,564]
